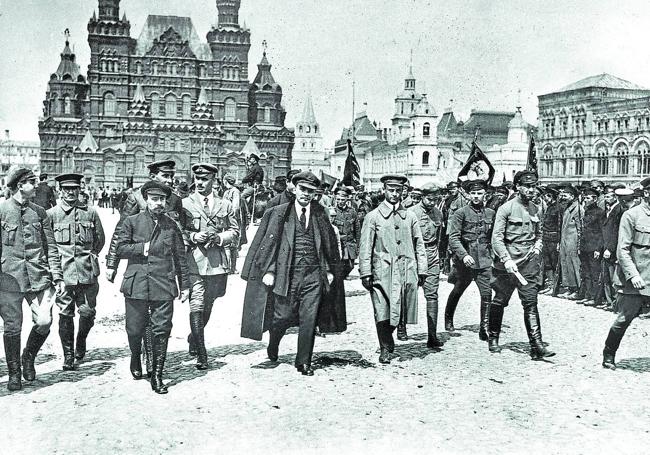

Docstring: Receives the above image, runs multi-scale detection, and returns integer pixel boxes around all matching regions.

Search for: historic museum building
[538,73,650,184]
[38,0,293,188]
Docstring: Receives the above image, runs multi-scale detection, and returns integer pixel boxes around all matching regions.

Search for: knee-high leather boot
[58,316,75,371]
[524,306,556,360]
[189,312,208,370]
[444,297,459,332]
[21,327,49,381]
[151,335,169,394]
[479,300,491,341]
[75,317,94,360]
[487,304,504,353]
[4,334,22,391]
[142,324,153,378]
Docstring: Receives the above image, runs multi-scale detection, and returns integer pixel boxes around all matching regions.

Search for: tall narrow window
[63,96,72,115]
[225,98,236,121]
[103,92,116,116]
[165,94,177,119]
[182,95,191,119]
[150,93,160,117]
[423,122,430,137]
[422,151,430,166]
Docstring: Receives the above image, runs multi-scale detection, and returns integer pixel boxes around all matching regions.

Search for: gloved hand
[361,276,373,291]
[418,274,427,287]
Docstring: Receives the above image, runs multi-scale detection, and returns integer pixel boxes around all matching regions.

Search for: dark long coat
[240,201,345,340]
[115,210,189,301]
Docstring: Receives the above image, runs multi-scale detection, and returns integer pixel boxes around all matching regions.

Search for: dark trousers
[580,252,601,300]
[604,294,650,353]
[423,250,440,338]
[341,259,355,278]
[56,283,99,319]
[447,263,492,308]
[125,298,173,354]
[491,258,541,311]
[272,263,322,366]
[601,260,617,307]
[0,289,51,336]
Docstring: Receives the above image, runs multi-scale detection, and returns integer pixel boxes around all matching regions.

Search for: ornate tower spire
[216,0,241,28]
[98,0,120,21]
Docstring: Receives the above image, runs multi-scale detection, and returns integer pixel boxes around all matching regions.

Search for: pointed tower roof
[252,52,281,91]
[300,95,317,124]
[78,130,98,153]
[197,87,208,105]
[54,38,81,80]
[132,84,146,103]
[128,84,149,118]
[241,136,261,156]
[413,94,436,117]
[192,87,214,122]
[508,106,527,129]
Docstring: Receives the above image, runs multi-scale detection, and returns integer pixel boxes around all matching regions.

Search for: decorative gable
[146,27,196,58]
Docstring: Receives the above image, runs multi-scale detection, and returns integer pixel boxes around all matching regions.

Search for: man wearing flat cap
[116,181,190,394]
[557,184,583,299]
[266,169,301,210]
[489,170,555,359]
[222,173,247,274]
[445,179,495,341]
[602,177,650,369]
[105,159,186,377]
[359,174,428,363]
[183,163,239,370]
[600,185,625,310]
[577,187,605,306]
[331,186,360,279]
[409,182,445,348]
[539,186,562,295]
[0,167,64,391]
[241,171,342,376]
[48,173,105,371]
[441,181,467,275]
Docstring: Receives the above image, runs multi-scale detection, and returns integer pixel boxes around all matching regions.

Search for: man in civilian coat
[599,185,624,310]
[241,171,342,376]
[116,181,189,394]
[33,173,56,210]
[183,163,239,370]
[48,173,105,371]
[557,185,583,299]
[578,187,605,305]
[265,169,301,211]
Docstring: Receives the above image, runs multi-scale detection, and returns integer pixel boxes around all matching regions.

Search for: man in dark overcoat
[240,171,343,376]
[116,181,189,394]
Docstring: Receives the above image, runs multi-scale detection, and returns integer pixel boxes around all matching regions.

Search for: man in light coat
[358,174,428,364]
[183,163,239,370]
[557,185,582,299]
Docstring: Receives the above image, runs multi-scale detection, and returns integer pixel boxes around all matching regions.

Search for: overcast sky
[2,0,650,147]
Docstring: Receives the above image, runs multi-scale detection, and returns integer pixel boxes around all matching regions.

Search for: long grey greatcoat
[358,200,428,326]
[559,200,582,288]
[240,201,343,340]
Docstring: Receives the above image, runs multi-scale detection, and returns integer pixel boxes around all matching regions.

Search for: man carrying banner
[488,170,555,360]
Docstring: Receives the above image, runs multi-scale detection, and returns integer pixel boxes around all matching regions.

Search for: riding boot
[487,305,504,353]
[58,316,75,371]
[602,348,616,370]
[190,312,208,370]
[396,307,408,341]
[426,315,443,348]
[142,324,153,378]
[151,335,169,394]
[75,317,94,360]
[376,321,394,364]
[479,300,490,341]
[4,334,22,391]
[267,328,284,362]
[21,327,49,381]
[444,299,458,332]
[524,306,555,360]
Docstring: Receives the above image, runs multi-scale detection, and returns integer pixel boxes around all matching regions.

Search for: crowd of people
[0,155,648,394]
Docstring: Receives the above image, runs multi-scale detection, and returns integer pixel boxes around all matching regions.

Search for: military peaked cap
[191,163,218,175]
[147,160,176,173]
[7,168,36,188]
[141,181,172,198]
[55,173,84,187]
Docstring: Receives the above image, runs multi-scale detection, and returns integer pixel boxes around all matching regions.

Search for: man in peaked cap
[602,177,650,369]
[441,180,468,275]
[34,172,56,210]
[557,183,582,299]
[489,170,555,359]
[241,171,342,376]
[222,172,246,274]
[48,173,105,371]
[0,167,63,391]
[358,174,428,363]
[105,158,186,377]
[539,185,562,295]
[115,180,189,394]
[445,179,495,342]
[182,163,239,370]
[331,185,360,279]
[409,182,445,348]
[267,169,302,211]
[241,153,265,217]
[577,187,605,305]
[600,185,624,309]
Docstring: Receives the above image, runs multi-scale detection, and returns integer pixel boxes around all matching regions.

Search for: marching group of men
[0,155,649,394]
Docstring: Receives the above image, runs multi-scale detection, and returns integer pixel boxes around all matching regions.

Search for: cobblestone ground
[2,208,650,454]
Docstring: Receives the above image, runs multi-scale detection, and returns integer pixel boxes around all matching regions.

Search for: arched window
[422,151,430,166]
[165,94,177,119]
[63,96,72,115]
[596,144,609,175]
[150,93,160,117]
[50,94,59,115]
[298,126,303,134]
[152,62,158,75]
[423,122,430,137]
[103,92,116,116]
[182,95,191,119]
[225,98,236,121]
[184,64,191,76]
[314,125,318,134]
[306,125,311,133]
[264,106,271,123]
[135,62,142,74]
[616,143,629,175]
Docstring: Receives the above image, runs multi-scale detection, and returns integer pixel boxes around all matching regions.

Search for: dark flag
[526,134,538,173]
[320,171,338,188]
[342,139,360,187]
[458,140,495,185]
